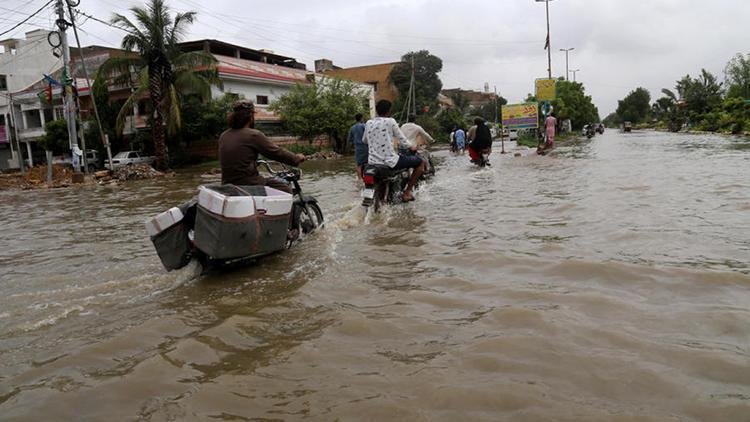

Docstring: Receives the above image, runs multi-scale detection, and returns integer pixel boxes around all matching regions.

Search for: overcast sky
[7,0,749,116]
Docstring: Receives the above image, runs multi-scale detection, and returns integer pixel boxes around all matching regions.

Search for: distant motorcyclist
[219,100,305,193]
[467,117,492,165]
[363,100,426,202]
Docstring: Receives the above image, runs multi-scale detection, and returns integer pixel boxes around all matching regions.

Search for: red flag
[544,34,549,50]
[45,83,52,102]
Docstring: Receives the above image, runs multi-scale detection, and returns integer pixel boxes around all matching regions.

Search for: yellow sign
[502,103,538,129]
[535,78,556,101]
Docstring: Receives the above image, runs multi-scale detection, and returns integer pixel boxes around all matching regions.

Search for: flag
[43,74,60,86]
[544,34,549,50]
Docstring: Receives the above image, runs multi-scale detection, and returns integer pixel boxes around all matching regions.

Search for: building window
[0,75,7,91]
[256,95,269,105]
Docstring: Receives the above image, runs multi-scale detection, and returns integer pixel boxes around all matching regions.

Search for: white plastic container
[254,187,293,216]
[198,185,256,218]
[144,207,184,236]
[197,185,293,218]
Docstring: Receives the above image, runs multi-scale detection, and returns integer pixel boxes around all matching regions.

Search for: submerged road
[1,131,749,420]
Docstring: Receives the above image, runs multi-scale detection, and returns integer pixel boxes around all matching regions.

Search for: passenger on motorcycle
[219,100,305,193]
[400,114,435,148]
[363,100,426,202]
[467,118,492,165]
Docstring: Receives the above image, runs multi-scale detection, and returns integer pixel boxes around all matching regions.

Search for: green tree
[39,119,69,154]
[602,112,619,128]
[473,97,507,123]
[436,108,467,135]
[270,77,370,153]
[616,87,651,124]
[683,69,723,119]
[97,0,221,170]
[724,53,750,99]
[390,50,443,118]
[552,81,600,129]
[448,91,470,114]
[180,93,238,142]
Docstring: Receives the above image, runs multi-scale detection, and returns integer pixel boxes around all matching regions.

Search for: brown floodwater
[0,131,749,421]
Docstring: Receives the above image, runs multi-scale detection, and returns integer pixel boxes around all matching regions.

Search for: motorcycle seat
[365,164,402,182]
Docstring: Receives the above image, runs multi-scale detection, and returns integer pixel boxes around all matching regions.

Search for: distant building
[0,30,61,169]
[319,60,400,103]
[442,88,499,110]
[4,38,375,162]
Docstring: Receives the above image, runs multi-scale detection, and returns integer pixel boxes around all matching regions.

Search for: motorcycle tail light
[362,174,375,185]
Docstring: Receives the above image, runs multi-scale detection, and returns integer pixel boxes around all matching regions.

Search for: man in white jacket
[400,114,435,148]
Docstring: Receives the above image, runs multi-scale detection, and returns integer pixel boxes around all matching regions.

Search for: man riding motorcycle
[363,100,426,202]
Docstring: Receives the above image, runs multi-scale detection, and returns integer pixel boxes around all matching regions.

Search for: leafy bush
[436,108,467,136]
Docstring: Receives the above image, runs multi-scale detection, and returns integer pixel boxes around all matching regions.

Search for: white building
[0,30,60,169]
[181,40,374,125]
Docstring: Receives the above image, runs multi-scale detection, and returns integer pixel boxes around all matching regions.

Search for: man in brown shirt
[219,100,305,192]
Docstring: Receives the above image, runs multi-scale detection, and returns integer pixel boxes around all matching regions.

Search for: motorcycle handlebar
[257,160,300,179]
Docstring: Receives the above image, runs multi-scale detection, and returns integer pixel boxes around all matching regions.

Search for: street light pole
[570,69,580,82]
[535,0,554,79]
[560,47,574,80]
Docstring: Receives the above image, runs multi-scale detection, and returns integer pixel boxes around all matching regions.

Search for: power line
[0,0,55,38]
[73,9,135,35]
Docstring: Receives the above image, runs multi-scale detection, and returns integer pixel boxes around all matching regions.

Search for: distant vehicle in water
[105,151,156,168]
[623,121,633,132]
[596,123,605,134]
[582,124,595,139]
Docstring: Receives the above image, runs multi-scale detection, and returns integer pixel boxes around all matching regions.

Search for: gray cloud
[14,0,749,116]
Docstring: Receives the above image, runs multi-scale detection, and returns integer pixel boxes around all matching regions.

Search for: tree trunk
[149,69,169,171]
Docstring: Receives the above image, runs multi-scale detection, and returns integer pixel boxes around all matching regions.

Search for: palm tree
[97,0,221,170]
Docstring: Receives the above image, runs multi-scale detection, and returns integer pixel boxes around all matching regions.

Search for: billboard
[502,103,538,129]
[535,78,556,101]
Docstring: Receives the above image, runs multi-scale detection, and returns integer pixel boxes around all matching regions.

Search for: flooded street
[1,131,749,420]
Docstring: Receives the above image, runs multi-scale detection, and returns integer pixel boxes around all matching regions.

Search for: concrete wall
[212,77,293,119]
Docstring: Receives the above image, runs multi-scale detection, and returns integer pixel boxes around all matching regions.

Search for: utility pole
[536,0,554,79]
[560,47,574,80]
[570,69,580,82]
[55,0,80,172]
[493,85,498,126]
[8,92,25,175]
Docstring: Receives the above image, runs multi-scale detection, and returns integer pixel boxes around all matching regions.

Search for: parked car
[105,151,156,168]
[51,150,101,173]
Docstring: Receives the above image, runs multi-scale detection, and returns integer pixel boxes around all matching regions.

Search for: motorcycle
[470,147,491,167]
[360,150,432,212]
[196,161,323,270]
[582,125,595,139]
[147,160,323,273]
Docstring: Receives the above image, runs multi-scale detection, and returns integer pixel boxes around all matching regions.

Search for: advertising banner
[535,78,556,101]
[502,103,539,129]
